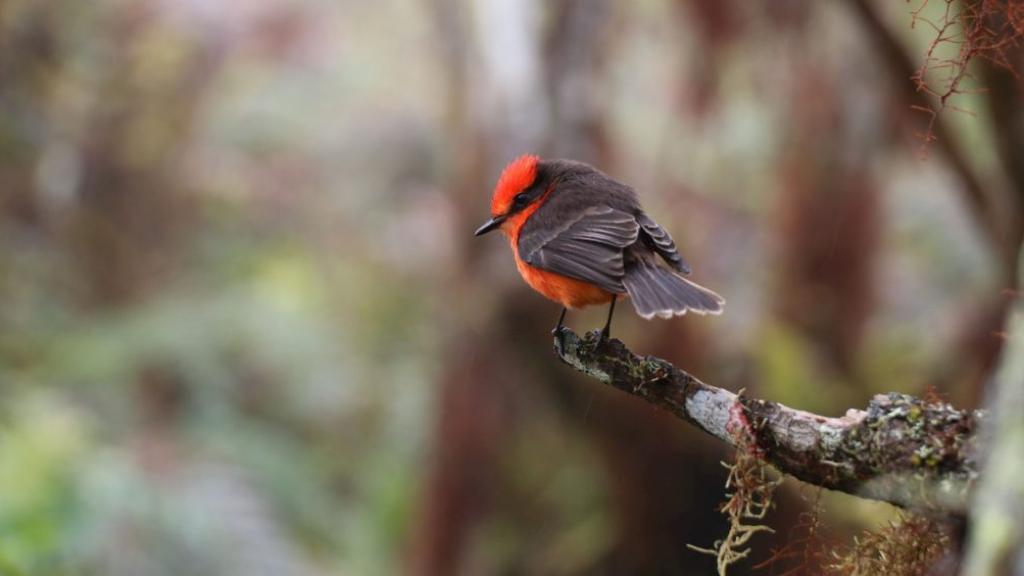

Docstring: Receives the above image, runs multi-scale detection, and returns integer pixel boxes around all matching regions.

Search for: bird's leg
[552,307,568,335]
[552,307,569,352]
[599,297,617,343]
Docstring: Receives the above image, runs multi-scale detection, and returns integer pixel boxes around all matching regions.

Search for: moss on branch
[553,327,981,510]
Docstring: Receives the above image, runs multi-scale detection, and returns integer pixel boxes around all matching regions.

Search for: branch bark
[553,327,983,510]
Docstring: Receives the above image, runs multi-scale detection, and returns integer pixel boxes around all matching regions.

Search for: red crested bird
[475,155,724,340]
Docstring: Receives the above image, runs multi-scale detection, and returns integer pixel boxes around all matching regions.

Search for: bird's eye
[513,192,530,206]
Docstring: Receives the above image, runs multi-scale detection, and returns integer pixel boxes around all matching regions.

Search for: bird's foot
[552,325,569,355]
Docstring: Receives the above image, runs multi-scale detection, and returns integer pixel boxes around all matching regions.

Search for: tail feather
[623,259,724,319]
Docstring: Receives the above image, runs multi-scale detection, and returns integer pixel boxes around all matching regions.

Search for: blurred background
[1,0,1021,574]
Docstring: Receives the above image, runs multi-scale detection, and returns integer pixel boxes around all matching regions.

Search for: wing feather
[637,212,691,275]
[518,205,638,293]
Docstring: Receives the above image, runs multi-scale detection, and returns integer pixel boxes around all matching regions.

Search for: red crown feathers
[491,154,540,215]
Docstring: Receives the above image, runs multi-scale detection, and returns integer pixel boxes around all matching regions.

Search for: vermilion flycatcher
[475,155,724,339]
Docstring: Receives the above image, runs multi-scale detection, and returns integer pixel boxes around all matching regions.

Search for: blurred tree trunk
[981,32,1024,278]
[675,0,742,117]
[934,5,1024,408]
[0,3,51,232]
[963,23,1024,574]
[409,1,517,573]
[70,4,217,307]
[963,254,1024,576]
[544,0,613,161]
[774,59,880,379]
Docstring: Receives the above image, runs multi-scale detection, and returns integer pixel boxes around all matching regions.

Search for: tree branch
[553,327,983,510]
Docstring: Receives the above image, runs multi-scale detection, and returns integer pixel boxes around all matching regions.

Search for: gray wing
[518,205,639,293]
[637,212,691,275]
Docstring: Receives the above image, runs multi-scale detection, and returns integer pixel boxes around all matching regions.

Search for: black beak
[474,214,505,236]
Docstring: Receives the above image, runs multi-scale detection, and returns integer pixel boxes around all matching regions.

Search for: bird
[474,154,724,340]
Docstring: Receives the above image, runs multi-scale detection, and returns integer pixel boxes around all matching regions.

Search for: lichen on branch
[552,327,982,510]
